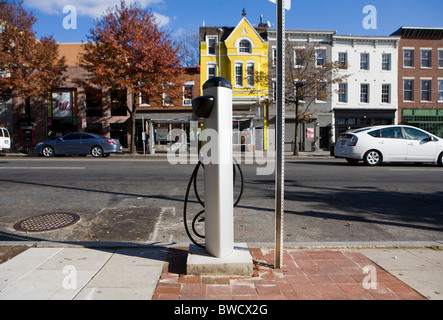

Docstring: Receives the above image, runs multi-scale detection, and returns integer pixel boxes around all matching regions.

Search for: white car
[334,125,443,166]
[0,127,11,153]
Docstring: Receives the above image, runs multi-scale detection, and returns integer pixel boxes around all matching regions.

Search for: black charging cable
[183,158,244,249]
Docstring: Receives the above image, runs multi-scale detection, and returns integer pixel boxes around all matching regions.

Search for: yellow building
[199,11,269,150]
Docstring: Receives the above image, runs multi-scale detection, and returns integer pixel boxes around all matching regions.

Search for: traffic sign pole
[274,0,286,269]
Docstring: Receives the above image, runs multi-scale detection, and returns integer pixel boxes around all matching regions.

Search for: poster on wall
[307,128,314,139]
[52,91,73,118]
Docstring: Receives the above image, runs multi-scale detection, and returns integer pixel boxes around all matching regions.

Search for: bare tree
[265,41,348,155]
[175,29,200,67]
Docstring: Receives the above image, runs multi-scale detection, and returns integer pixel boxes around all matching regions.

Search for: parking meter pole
[202,78,234,259]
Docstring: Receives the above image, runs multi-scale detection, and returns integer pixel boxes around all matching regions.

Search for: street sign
[269,0,291,11]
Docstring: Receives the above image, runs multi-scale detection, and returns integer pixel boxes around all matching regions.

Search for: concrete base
[186,243,253,276]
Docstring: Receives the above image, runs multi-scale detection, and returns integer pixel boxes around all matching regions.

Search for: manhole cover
[13,213,80,232]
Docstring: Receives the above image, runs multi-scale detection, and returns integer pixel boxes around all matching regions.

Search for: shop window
[85,87,103,117]
[110,90,127,116]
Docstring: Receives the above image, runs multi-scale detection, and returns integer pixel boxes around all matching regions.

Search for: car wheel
[91,146,103,158]
[438,152,443,167]
[364,150,382,166]
[42,146,54,157]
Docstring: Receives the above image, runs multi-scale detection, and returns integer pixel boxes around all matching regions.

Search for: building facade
[267,29,336,152]
[331,35,400,141]
[393,27,443,138]
[8,43,200,153]
[199,12,269,150]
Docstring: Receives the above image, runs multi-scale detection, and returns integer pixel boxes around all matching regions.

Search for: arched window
[239,40,252,53]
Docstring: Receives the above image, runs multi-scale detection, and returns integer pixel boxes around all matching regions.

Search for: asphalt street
[0,155,442,245]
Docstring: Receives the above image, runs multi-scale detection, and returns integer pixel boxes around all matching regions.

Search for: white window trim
[403,78,415,103]
[403,48,415,69]
[235,37,253,54]
[420,49,432,69]
[246,61,255,88]
[207,62,217,81]
[235,61,243,88]
[206,36,218,56]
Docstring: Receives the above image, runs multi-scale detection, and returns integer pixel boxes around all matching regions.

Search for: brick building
[392,27,443,137]
[9,43,200,153]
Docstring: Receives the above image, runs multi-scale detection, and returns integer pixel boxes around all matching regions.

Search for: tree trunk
[292,100,299,156]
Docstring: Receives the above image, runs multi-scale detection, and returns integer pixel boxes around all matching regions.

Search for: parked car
[0,127,11,153]
[334,125,443,166]
[35,132,122,158]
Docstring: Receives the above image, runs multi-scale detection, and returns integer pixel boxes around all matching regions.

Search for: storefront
[334,109,396,140]
[47,89,77,137]
[402,109,443,138]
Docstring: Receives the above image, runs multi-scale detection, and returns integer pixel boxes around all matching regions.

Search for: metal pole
[275,0,285,269]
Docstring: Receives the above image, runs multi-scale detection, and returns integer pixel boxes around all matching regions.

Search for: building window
[272,47,277,66]
[207,63,216,80]
[438,80,443,102]
[360,53,369,70]
[110,90,127,116]
[294,49,305,67]
[382,53,391,71]
[239,40,251,53]
[382,84,391,103]
[207,37,217,55]
[246,62,254,87]
[421,50,432,68]
[183,85,193,106]
[439,50,443,68]
[360,84,369,103]
[85,87,103,117]
[235,62,243,87]
[338,52,348,69]
[404,79,414,101]
[316,49,326,67]
[338,83,348,103]
[316,82,326,101]
[403,49,414,68]
[421,80,431,102]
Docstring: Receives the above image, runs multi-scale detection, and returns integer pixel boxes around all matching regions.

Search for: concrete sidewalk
[0,241,442,300]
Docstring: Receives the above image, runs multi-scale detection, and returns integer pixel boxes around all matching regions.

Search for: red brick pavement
[152,247,425,300]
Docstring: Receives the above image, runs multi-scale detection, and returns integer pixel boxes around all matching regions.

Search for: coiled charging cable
[183,158,244,249]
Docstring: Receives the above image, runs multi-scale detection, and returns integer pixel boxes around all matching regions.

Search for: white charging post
[201,77,234,258]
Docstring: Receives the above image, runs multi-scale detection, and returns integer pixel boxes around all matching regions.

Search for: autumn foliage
[0,0,66,102]
[80,0,182,152]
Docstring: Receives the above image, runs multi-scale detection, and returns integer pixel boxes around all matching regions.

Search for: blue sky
[21,0,443,43]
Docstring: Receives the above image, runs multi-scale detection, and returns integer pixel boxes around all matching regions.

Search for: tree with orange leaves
[0,0,66,117]
[80,0,182,153]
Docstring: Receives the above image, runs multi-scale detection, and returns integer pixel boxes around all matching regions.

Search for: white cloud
[24,0,167,23]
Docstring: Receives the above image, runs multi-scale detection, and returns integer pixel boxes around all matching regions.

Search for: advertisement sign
[52,92,73,118]
[307,128,314,139]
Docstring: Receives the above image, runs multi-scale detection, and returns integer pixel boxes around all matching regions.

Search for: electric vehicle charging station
[191,77,234,259]
[185,77,252,275]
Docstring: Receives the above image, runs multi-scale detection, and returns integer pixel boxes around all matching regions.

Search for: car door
[78,133,97,154]
[403,127,437,161]
[55,133,82,154]
[369,127,407,162]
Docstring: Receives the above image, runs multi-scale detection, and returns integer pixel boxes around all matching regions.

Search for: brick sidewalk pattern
[152,248,425,300]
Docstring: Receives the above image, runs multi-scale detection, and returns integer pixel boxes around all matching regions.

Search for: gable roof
[199,18,268,43]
